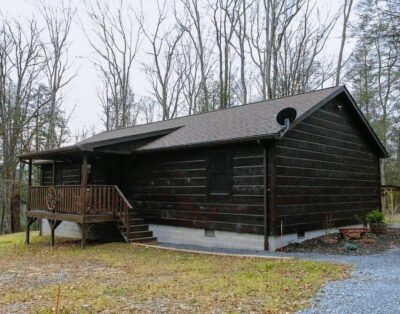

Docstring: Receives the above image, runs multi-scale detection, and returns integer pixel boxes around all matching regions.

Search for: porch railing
[28,185,132,227]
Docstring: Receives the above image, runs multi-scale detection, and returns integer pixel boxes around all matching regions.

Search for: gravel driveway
[298,248,400,314]
[158,243,400,313]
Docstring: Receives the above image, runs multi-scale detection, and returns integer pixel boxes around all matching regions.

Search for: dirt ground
[283,229,400,255]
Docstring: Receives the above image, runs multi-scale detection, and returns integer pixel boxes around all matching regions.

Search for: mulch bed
[282,228,400,255]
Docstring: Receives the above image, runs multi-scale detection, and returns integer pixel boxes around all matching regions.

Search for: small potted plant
[366,210,387,234]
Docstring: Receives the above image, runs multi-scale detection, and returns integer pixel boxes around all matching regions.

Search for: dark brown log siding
[274,97,381,234]
[40,159,119,186]
[41,163,81,186]
[125,143,265,234]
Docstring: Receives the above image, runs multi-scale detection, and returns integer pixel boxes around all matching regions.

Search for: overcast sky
[0,0,349,139]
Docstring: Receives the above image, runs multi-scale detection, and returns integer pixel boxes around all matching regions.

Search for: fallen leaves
[0,232,349,313]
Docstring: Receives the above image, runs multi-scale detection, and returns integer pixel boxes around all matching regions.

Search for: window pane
[212,154,226,171]
[209,151,231,194]
[213,173,228,193]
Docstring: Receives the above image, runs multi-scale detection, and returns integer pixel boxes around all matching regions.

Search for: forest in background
[0,0,399,233]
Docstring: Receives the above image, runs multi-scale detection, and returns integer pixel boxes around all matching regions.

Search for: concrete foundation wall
[41,220,363,251]
[150,223,363,251]
[40,220,123,242]
[42,220,81,239]
[149,224,265,250]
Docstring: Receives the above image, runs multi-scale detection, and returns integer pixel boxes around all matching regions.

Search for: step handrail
[113,185,132,241]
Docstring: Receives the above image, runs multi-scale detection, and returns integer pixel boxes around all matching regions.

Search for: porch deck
[27,210,116,223]
[26,185,132,248]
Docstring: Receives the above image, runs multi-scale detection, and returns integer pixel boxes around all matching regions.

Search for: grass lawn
[0,232,350,313]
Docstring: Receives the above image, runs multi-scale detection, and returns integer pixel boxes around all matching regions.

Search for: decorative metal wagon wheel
[46,186,57,212]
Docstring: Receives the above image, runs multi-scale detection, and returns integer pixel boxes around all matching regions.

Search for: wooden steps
[129,230,153,239]
[117,208,157,244]
[130,224,150,232]
[130,236,158,243]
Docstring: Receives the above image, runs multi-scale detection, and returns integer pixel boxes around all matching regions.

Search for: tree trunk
[336,0,353,86]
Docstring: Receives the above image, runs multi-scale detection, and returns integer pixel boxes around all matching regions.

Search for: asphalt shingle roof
[20,85,388,159]
[80,86,342,151]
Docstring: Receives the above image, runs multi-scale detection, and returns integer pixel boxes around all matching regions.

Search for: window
[209,150,232,195]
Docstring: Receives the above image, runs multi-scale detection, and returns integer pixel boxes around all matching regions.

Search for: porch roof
[20,145,82,161]
[19,146,125,162]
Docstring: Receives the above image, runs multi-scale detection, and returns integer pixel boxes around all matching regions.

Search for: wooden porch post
[52,159,56,186]
[28,158,32,187]
[50,220,55,247]
[49,220,61,248]
[25,217,36,245]
[25,158,33,245]
[27,158,32,213]
[81,154,88,214]
[78,223,92,249]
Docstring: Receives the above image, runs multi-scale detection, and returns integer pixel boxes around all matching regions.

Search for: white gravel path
[157,243,400,314]
[298,248,400,314]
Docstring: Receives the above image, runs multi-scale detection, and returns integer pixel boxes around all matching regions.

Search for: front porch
[20,148,154,248]
[26,184,131,248]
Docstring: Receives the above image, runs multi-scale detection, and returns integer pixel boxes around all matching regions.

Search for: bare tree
[40,2,76,149]
[98,78,113,131]
[336,0,353,86]
[22,84,73,153]
[137,96,158,124]
[211,0,240,109]
[74,124,97,143]
[230,0,251,104]
[247,0,304,100]
[277,2,338,95]
[375,38,398,185]
[141,1,184,120]
[84,0,142,129]
[177,0,212,111]
[0,18,45,233]
[176,38,202,115]
[345,0,400,184]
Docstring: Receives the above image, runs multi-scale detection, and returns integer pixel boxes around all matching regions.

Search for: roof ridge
[88,85,343,138]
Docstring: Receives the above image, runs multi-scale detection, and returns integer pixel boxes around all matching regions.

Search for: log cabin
[20,85,388,250]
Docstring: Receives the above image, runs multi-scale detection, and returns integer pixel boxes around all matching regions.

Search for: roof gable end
[286,85,388,158]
